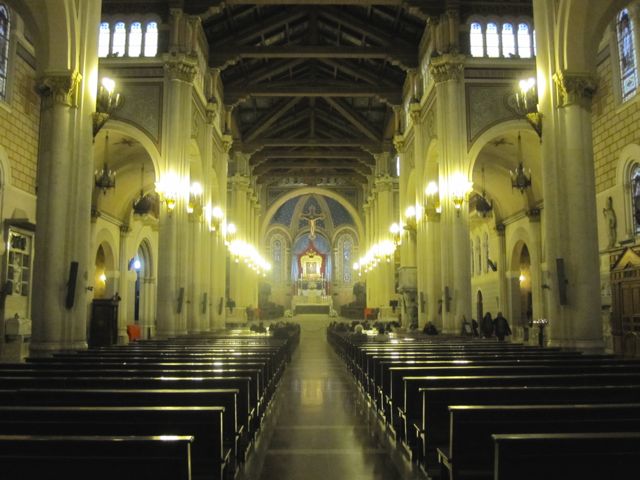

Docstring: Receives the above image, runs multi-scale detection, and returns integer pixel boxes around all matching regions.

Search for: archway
[513,242,533,340]
[132,239,154,338]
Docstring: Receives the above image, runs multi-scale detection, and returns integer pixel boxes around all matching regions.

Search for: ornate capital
[393,134,406,153]
[553,71,597,108]
[374,174,394,192]
[526,207,541,222]
[206,100,218,125]
[164,54,199,83]
[495,223,506,236]
[429,54,465,83]
[409,101,422,124]
[222,134,233,154]
[37,71,81,108]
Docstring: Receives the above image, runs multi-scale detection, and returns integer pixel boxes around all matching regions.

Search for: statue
[602,196,617,249]
[301,205,324,239]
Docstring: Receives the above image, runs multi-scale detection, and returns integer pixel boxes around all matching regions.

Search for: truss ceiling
[103,1,533,189]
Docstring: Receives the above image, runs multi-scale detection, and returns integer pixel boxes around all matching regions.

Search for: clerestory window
[98,19,159,58]
[469,18,535,59]
[0,4,10,100]
[617,8,638,102]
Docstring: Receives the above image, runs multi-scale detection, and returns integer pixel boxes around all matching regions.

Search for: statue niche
[300,248,323,280]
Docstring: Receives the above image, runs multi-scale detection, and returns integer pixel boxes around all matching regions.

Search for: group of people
[461,312,511,341]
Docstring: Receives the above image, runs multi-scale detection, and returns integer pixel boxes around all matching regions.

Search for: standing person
[481,312,494,338]
[494,312,512,341]
[471,318,479,337]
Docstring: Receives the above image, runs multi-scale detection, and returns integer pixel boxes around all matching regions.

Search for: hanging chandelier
[132,163,154,215]
[510,132,531,193]
[475,166,493,217]
[95,132,116,194]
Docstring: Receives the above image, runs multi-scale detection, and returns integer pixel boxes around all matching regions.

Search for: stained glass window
[112,21,126,57]
[486,23,500,57]
[632,165,640,234]
[502,23,515,57]
[272,239,282,282]
[98,21,110,58]
[470,22,484,57]
[0,4,10,100]
[518,23,532,58]
[128,22,142,57]
[144,22,158,57]
[342,238,353,284]
[617,9,638,102]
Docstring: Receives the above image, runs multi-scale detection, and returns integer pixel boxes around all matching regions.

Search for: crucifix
[301,205,324,239]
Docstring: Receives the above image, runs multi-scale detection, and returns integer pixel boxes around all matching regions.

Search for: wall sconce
[425,181,441,215]
[187,182,203,217]
[210,206,224,232]
[155,173,182,214]
[404,205,417,232]
[224,222,237,246]
[95,132,116,194]
[353,262,362,277]
[93,77,123,138]
[475,166,493,217]
[513,77,542,138]
[390,222,402,246]
[450,173,473,216]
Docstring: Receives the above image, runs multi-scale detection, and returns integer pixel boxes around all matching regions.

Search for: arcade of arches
[2,0,640,360]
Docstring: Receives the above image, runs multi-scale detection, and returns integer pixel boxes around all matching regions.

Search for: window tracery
[0,4,10,100]
[617,8,638,102]
[98,19,159,58]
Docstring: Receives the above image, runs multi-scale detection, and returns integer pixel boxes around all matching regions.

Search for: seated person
[423,321,439,335]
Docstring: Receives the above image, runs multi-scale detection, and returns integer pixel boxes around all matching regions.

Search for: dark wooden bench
[0,387,244,466]
[0,434,193,480]
[493,432,640,480]
[438,403,640,479]
[0,375,255,441]
[0,406,226,480]
[400,372,640,458]
[416,384,640,471]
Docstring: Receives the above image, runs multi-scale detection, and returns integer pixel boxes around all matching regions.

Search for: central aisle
[240,316,405,480]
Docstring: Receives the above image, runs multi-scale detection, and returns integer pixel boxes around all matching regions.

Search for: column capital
[526,207,541,222]
[37,71,82,108]
[393,134,406,153]
[229,173,251,190]
[222,134,233,154]
[206,100,219,125]
[409,101,422,124]
[164,53,199,83]
[429,54,465,83]
[374,174,394,192]
[495,223,506,236]
[553,71,597,108]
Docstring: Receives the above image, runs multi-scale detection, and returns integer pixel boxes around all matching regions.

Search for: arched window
[98,21,110,58]
[617,8,638,102]
[631,165,640,234]
[470,22,484,57]
[128,21,142,57]
[517,23,532,58]
[502,23,515,57]
[144,21,158,57]
[0,4,10,100]
[112,21,126,57]
[342,237,353,284]
[271,239,282,282]
[486,22,500,57]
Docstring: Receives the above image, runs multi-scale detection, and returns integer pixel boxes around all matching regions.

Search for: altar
[293,246,332,314]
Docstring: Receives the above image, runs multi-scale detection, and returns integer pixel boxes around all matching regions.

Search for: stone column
[156,55,197,338]
[375,173,395,315]
[430,54,472,333]
[116,225,132,344]
[227,173,251,319]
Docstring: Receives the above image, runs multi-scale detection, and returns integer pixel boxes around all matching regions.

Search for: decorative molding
[553,71,597,108]
[466,84,518,146]
[429,54,466,83]
[393,134,406,153]
[113,82,163,144]
[222,134,233,154]
[37,71,81,108]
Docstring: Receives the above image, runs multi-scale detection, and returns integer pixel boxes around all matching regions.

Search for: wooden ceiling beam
[212,7,307,46]
[211,45,418,71]
[253,160,370,176]
[225,58,307,86]
[242,97,303,143]
[251,148,373,164]
[317,58,399,87]
[323,96,381,142]
[243,137,382,152]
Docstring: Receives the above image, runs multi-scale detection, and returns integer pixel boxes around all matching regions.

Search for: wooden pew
[492,432,640,480]
[416,384,640,470]
[0,388,244,466]
[0,434,193,480]
[0,375,255,441]
[0,406,226,480]
[400,372,640,459]
[438,403,640,480]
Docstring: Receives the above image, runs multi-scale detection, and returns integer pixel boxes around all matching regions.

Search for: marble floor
[239,316,416,480]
